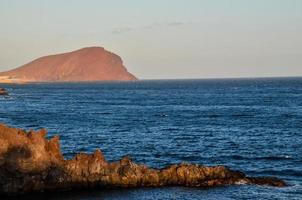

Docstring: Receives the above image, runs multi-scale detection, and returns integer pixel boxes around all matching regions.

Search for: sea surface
[0,78,302,200]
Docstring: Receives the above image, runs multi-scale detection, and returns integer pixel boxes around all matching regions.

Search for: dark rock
[0,88,8,95]
[0,124,287,196]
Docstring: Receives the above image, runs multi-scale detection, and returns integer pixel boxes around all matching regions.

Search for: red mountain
[0,47,137,82]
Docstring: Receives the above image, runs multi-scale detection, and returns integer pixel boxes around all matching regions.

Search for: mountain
[0,47,137,82]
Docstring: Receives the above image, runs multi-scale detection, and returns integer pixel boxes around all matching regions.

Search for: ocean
[0,78,301,199]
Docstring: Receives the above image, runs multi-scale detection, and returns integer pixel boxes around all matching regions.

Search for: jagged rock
[0,88,8,95]
[0,124,286,196]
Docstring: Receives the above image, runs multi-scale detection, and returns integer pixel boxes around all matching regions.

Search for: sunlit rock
[0,124,286,196]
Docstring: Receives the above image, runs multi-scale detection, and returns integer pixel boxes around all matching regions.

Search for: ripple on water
[0,78,302,199]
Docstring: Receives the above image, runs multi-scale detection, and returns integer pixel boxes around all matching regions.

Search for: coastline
[0,124,286,196]
[0,78,300,199]
[0,76,28,84]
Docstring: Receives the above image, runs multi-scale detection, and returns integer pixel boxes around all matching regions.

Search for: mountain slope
[0,47,137,82]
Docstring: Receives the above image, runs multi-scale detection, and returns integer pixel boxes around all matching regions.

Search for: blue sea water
[0,78,302,200]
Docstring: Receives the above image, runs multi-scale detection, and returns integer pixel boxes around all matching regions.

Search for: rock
[0,47,137,83]
[0,124,287,196]
[0,88,8,95]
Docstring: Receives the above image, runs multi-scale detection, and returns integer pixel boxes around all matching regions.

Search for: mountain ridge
[0,47,137,83]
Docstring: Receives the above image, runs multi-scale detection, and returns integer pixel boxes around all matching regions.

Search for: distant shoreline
[1,76,301,85]
[140,76,302,81]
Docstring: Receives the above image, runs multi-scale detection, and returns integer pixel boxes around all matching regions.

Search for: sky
[0,0,301,79]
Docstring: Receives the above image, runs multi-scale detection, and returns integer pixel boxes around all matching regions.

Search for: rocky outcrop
[0,124,286,196]
[0,47,137,82]
[0,88,8,95]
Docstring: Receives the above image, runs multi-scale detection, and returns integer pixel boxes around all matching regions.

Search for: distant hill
[0,47,137,82]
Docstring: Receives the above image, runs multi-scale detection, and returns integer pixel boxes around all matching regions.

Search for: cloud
[111,22,189,35]
[142,22,161,30]
[143,22,187,29]
[112,27,132,34]
[166,22,186,27]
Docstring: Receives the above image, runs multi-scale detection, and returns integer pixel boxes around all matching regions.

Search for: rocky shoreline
[0,124,286,196]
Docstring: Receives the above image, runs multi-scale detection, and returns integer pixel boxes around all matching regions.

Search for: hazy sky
[0,0,301,79]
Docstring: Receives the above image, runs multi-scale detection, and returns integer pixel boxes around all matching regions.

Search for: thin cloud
[111,22,189,35]
[112,27,132,34]
[143,22,188,29]
[166,22,186,27]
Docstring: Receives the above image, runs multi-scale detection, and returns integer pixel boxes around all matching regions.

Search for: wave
[254,169,302,177]
[214,155,294,161]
